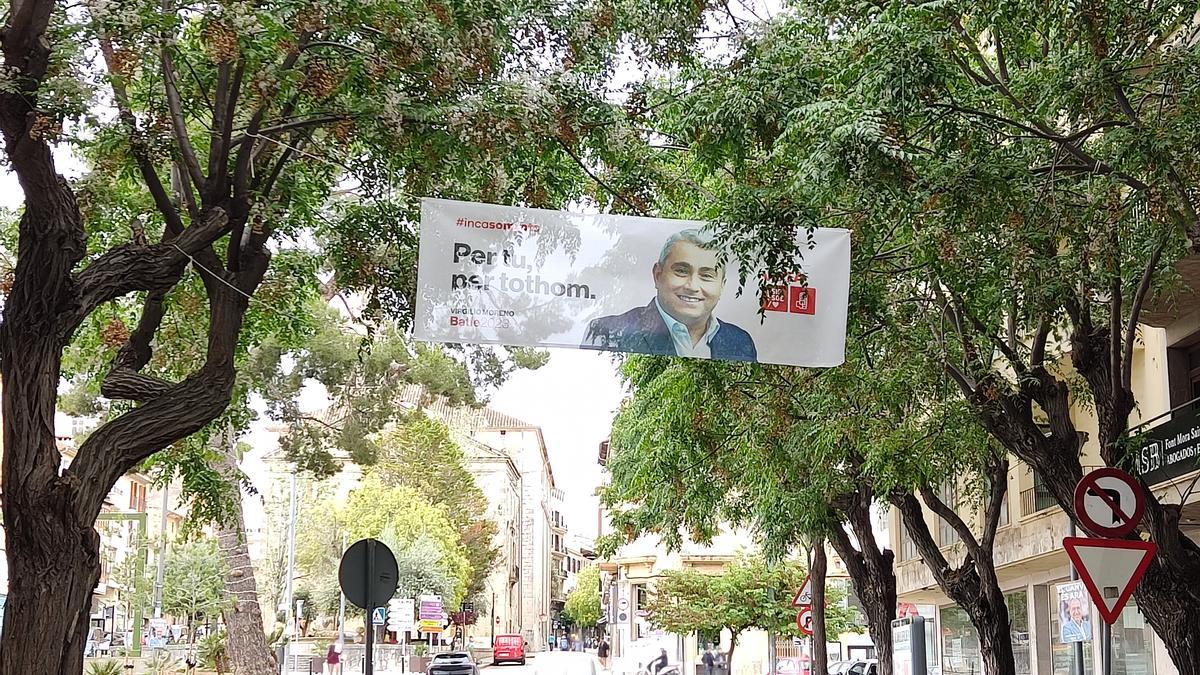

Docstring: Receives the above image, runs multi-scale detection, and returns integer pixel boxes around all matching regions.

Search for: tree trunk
[894,494,1015,675]
[724,633,737,673]
[828,486,896,675]
[811,541,828,675]
[977,613,1017,675]
[217,439,278,675]
[0,500,100,675]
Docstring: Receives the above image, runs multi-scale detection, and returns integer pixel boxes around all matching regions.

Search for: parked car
[427,651,479,675]
[492,634,527,665]
[828,659,879,675]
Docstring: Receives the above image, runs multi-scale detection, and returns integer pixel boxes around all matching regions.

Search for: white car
[829,659,879,675]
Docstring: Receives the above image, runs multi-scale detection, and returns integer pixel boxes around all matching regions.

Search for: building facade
[888,322,1200,675]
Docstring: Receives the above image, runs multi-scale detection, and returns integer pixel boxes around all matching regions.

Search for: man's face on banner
[653,240,725,327]
[1068,599,1084,622]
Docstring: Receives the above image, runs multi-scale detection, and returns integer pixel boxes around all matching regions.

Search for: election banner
[1055,581,1093,643]
[415,199,851,367]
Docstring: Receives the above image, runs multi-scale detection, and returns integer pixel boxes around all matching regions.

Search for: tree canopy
[563,565,602,629]
[162,539,228,637]
[645,556,856,670]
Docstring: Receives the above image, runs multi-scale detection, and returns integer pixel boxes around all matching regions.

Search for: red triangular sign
[1062,537,1156,625]
[791,576,812,607]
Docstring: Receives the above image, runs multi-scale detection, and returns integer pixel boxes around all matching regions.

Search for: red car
[493,634,526,666]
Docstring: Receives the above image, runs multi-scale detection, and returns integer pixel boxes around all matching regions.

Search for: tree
[294,477,473,613]
[644,557,854,673]
[0,0,718,667]
[617,1,1200,669]
[163,539,228,643]
[563,566,602,629]
[600,357,901,673]
[371,416,499,601]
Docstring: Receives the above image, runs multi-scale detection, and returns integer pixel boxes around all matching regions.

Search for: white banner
[414,199,850,367]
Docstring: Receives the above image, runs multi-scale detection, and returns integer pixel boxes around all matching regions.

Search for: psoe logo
[762,281,816,316]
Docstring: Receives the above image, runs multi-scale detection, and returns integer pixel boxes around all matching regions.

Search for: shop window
[1006,590,1031,675]
[939,605,980,675]
[1112,599,1155,675]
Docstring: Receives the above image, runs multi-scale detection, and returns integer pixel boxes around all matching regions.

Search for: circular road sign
[338,538,399,610]
[796,607,814,636]
[1074,467,1145,538]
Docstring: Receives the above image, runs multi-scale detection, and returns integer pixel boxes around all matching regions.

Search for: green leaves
[162,538,228,628]
[645,556,856,643]
[563,565,603,628]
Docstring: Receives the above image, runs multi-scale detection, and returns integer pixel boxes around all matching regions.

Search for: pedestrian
[326,640,343,675]
[184,652,197,675]
[548,634,557,651]
[597,638,611,670]
[702,644,716,675]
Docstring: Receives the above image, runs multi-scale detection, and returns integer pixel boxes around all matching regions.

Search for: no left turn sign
[1073,467,1145,538]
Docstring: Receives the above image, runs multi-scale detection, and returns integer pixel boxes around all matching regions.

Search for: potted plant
[408,641,432,673]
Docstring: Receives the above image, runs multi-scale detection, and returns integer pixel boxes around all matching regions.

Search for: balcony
[1020,466,1100,517]
[1140,255,1200,326]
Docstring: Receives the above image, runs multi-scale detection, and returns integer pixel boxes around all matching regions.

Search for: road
[486,650,604,675]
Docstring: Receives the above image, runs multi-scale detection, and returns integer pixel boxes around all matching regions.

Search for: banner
[1056,581,1092,643]
[414,199,850,367]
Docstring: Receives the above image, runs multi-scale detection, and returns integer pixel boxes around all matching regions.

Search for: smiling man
[581,229,757,361]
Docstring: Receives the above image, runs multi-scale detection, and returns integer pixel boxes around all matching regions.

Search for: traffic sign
[791,576,812,607]
[338,539,399,610]
[796,606,813,636]
[1074,468,1145,538]
[388,598,414,632]
[372,607,386,626]
[1063,537,1157,624]
[418,619,444,633]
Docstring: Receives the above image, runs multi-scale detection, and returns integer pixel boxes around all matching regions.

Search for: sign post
[338,539,399,675]
[1064,468,1157,675]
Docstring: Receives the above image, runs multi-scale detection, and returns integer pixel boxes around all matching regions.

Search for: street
[486,651,604,675]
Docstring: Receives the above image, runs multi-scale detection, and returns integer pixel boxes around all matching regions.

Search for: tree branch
[160,14,207,193]
[65,208,229,337]
[97,36,186,235]
[917,483,982,556]
[1122,234,1168,390]
[979,456,1009,552]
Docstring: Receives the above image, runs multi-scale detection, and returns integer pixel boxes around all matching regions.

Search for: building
[467,407,559,651]
[563,534,596,597]
[251,387,565,651]
[887,319,1200,675]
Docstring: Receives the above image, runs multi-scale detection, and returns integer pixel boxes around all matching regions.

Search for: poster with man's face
[1056,581,1093,643]
[414,199,851,367]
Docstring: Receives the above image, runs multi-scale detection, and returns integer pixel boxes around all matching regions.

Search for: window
[937,481,959,546]
[1006,590,1031,675]
[634,585,649,612]
[1166,339,1200,411]
[898,521,919,562]
[129,483,147,513]
[939,605,980,675]
[985,475,1010,528]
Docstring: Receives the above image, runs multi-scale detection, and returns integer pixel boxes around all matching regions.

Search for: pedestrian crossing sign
[372,607,386,625]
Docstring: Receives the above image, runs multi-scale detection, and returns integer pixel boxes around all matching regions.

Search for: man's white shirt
[655,299,720,358]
